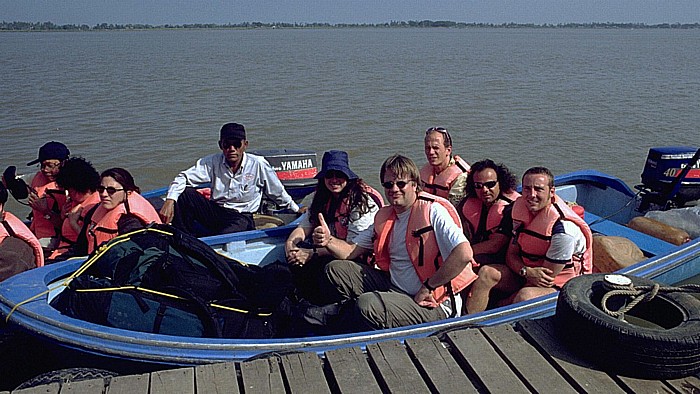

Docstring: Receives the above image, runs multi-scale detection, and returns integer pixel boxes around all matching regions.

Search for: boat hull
[1,170,698,368]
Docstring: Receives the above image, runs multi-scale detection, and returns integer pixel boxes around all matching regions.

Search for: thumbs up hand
[312,213,332,247]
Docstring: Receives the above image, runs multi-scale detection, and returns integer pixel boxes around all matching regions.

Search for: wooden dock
[4,317,699,393]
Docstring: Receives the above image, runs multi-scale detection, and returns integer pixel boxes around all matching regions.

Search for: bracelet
[423,278,437,292]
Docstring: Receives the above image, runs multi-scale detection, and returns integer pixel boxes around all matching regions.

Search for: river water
[0,27,699,388]
[2,28,699,215]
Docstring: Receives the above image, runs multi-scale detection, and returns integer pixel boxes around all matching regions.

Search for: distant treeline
[2,20,700,31]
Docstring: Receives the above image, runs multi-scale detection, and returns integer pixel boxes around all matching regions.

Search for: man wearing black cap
[160,122,299,237]
[21,141,70,247]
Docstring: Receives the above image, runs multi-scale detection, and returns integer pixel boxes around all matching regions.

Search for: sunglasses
[425,127,452,147]
[219,139,243,149]
[324,170,348,179]
[473,180,498,189]
[97,186,125,195]
[381,180,410,189]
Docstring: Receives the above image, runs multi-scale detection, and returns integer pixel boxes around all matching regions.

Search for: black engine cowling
[637,146,700,210]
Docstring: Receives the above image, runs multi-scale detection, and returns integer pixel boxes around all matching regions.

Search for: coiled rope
[601,279,700,318]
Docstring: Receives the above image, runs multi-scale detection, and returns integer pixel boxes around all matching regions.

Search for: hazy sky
[1,0,698,25]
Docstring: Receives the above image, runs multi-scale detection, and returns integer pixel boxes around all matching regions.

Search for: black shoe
[302,303,341,326]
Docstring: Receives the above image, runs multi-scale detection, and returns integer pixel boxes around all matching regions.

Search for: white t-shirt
[547,220,587,264]
[354,202,468,316]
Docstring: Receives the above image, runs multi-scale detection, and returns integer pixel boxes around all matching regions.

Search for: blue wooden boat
[1,152,699,369]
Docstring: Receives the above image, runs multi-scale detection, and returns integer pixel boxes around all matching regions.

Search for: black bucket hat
[315,150,358,180]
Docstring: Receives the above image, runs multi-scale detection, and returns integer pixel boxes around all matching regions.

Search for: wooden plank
[405,336,477,393]
[517,318,626,394]
[194,362,239,394]
[615,376,675,394]
[445,328,529,393]
[239,357,285,394]
[12,383,60,394]
[58,378,105,393]
[279,352,331,394]
[324,346,381,394]
[105,373,149,394]
[149,367,194,394]
[366,340,430,393]
[664,374,700,393]
[479,324,577,393]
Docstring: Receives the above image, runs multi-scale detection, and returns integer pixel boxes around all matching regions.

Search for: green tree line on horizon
[2,20,699,31]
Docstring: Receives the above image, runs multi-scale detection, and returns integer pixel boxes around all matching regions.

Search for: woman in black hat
[285,150,384,305]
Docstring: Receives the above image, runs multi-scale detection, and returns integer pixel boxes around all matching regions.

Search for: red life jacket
[48,192,101,260]
[327,184,385,240]
[511,196,593,287]
[373,192,477,304]
[419,155,470,199]
[86,193,162,254]
[29,171,67,239]
[1,211,45,267]
[461,190,520,243]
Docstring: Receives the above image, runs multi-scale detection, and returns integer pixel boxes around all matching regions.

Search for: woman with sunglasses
[76,168,161,255]
[459,159,520,265]
[47,157,102,260]
[420,127,471,207]
[285,150,383,305]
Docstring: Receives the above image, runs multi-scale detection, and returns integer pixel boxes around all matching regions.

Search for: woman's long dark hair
[100,168,140,193]
[309,178,374,228]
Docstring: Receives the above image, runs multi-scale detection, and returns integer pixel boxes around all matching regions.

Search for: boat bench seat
[584,212,676,257]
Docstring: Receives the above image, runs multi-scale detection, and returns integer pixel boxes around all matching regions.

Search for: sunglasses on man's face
[219,139,243,150]
[473,180,498,189]
[382,180,410,189]
[97,186,124,195]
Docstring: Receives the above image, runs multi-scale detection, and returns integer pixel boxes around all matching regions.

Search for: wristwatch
[519,266,528,277]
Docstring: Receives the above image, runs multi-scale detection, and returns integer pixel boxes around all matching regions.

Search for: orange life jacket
[373,192,477,304]
[29,171,67,239]
[86,192,162,254]
[327,184,385,240]
[1,211,45,267]
[461,190,520,243]
[419,155,470,199]
[511,196,593,287]
[48,192,101,260]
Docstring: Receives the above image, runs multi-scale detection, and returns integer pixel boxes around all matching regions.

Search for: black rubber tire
[14,367,118,390]
[555,273,700,379]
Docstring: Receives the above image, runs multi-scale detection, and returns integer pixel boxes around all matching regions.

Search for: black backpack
[50,223,293,338]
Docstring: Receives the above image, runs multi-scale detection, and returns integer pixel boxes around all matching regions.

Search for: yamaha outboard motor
[248,149,318,213]
[636,146,700,211]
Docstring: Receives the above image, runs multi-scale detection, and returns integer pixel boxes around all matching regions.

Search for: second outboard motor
[636,146,700,211]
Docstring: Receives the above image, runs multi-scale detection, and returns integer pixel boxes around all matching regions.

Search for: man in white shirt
[159,123,299,237]
[312,154,477,331]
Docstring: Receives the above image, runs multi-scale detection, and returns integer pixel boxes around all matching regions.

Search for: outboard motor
[249,149,318,212]
[636,146,700,211]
